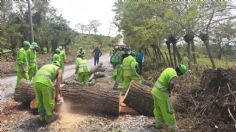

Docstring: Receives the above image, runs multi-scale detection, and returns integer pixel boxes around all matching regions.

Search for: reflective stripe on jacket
[154,68,177,93]
[33,64,59,87]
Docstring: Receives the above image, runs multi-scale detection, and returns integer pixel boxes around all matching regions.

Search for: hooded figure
[27,42,39,80]
[151,64,187,132]
[16,41,30,86]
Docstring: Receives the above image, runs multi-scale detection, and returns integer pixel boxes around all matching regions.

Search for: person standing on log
[93,45,102,66]
[16,41,30,86]
[75,54,90,84]
[58,46,66,71]
[27,42,39,80]
[151,64,187,132]
[135,48,144,75]
[121,50,141,95]
[32,61,63,123]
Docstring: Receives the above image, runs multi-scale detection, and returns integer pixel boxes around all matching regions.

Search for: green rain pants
[112,65,122,89]
[77,72,89,84]
[61,62,64,71]
[16,69,29,86]
[151,88,176,132]
[28,65,37,80]
[122,75,141,95]
[33,82,55,123]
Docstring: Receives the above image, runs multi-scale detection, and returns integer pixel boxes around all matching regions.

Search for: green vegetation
[0,0,75,56]
[73,33,121,52]
[0,0,119,59]
[113,0,236,70]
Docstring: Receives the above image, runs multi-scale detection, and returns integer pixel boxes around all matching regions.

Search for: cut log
[14,79,35,105]
[14,64,105,104]
[119,93,138,115]
[124,80,195,115]
[61,79,120,116]
[123,80,154,116]
[94,72,105,78]
[89,62,103,75]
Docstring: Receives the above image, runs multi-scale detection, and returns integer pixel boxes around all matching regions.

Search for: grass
[197,57,236,69]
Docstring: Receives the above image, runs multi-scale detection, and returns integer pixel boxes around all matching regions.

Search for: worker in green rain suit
[16,41,30,86]
[32,61,63,123]
[77,47,86,56]
[151,64,187,132]
[112,49,122,90]
[52,48,62,68]
[58,46,66,71]
[121,51,141,95]
[75,54,90,84]
[111,49,119,69]
[27,42,39,80]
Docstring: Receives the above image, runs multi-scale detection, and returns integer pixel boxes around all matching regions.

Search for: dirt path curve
[0,54,110,103]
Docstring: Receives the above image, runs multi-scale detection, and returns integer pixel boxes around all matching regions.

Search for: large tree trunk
[191,41,197,64]
[187,42,192,69]
[172,43,177,67]
[123,81,191,116]
[123,81,154,116]
[205,40,216,68]
[14,63,104,105]
[173,42,182,64]
[157,47,166,64]
[217,44,223,60]
[61,81,120,116]
[14,80,34,105]
[165,52,170,66]
[166,42,174,67]
[200,33,216,68]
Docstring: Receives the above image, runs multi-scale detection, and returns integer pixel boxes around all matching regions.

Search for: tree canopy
[113,0,236,68]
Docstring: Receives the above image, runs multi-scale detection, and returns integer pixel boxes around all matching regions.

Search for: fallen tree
[198,68,236,127]
[14,63,105,105]
[14,79,34,105]
[123,80,194,116]
[61,77,120,116]
[123,80,154,116]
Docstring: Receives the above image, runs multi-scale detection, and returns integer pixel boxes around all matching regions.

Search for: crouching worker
[32,61,63,123]
[75,54,90,84]
[151,64,187,132]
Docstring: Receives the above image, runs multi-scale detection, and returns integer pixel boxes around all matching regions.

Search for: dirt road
[0,54,110,103]
[0,53,159,132]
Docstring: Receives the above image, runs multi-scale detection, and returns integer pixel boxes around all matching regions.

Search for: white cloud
[50,0,118,37]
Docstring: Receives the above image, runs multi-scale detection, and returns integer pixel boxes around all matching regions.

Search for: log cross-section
[123,80,154,116]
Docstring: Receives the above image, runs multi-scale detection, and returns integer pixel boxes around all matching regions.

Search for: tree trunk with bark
[172,43,177,66]
[61,81,120,116]
[187,42,192,68]
[14,63,104,105]
[200,33,216,68]
[166,41,173,67]
[165,52,170,66]
[191,41,197,64]
[123,80,154,116]
[123,81,191,116]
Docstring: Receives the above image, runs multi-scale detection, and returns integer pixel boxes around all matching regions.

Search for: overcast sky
[50,0,118,37]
